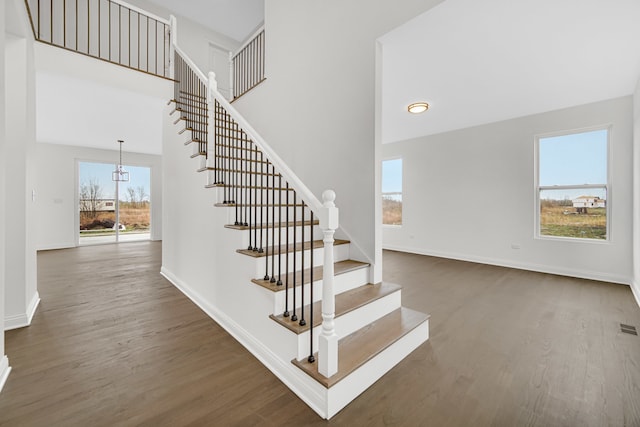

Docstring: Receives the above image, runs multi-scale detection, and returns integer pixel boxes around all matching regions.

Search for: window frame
[534,125,612,242]
[382,157,403,227]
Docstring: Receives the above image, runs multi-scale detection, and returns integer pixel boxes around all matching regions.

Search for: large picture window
[536,127,609,240]
[382,158,402,226]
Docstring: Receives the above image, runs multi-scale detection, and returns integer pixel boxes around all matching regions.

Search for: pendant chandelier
[112,139,130,182]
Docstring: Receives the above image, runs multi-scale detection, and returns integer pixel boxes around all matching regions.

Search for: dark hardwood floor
[0,243,638,426]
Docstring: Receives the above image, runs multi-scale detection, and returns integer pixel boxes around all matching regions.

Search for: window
[79,161,152,244]
[536,127,609,240]
[382,158,402,225]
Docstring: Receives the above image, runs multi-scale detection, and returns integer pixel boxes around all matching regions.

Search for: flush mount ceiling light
[407,102,430,114]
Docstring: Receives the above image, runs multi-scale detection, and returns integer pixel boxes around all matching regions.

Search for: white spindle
[318,190,339,378]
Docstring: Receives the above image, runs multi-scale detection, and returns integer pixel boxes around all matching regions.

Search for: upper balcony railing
[23,0,171,79]
[231,27,265,100]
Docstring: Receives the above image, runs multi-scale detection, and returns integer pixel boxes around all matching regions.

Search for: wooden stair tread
[225,220,319,231]
[292,307,429,388]
[168,99,208,109]
[174,116,208,126]
[197,166,216,172]
[171,107,208,118]
[270,282,401,334]
[236,239,349,258]
[184,138,206,146]
[252,259,369,292]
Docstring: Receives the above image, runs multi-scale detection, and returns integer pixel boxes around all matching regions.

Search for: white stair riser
[294,290,402,360]
[251,244,350,278]
[271,267,370,315]
[326,319,429,418]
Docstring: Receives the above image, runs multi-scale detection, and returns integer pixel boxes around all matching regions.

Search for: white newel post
[206,72,217,169]
[318,190,339,378]
[228,51,234,101]
[169,15,177,79]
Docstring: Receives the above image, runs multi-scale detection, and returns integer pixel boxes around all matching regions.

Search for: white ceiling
[35,0,640,153]
[145,0,264,42]
[380,0,640,143]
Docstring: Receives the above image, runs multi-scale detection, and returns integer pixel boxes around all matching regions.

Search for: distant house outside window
[536,127,609,240]
[382,158,402,226]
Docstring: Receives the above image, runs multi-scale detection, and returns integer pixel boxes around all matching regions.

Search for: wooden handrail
[170,15,339,378]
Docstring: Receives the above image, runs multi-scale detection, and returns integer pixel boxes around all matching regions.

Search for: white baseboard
[0,356,11,393]
[383,244,631,285]
[37,242,76,251]
[160,266,329,418]
[631,279,640,308]
[4,291,40,331]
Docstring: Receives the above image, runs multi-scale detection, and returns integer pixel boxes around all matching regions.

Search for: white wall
[382,96,634,285]
[633,79,640,304]
[35,143,162,250]
[232,0,444,281]
[4,0,39,331]
[0,0,8,388]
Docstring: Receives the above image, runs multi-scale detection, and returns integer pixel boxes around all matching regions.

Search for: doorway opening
[78,161,151,245]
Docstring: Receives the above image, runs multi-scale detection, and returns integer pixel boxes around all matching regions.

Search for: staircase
[21,0,430,418]
[165,40,430,419]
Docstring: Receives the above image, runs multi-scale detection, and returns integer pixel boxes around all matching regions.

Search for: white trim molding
[160,267,328,418]
[4,291,40,331]
[0,356,11,393]
[631,279,640,308]
[383,244,632,286]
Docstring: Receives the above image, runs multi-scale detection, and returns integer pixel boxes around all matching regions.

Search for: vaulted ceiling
[380,0,640,143]
[34,0,640,153]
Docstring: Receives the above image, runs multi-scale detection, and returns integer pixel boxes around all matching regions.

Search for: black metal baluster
[137,12,140,69]
[232,122,238,209]
[308,210,315,363]
[247,137,254,250]
[63,0,66,47]
[145,16,149,72]
[251,145,257,250]
[299,203,306,327]
[258,152,264,254]
[243,137,248,227]
[284,182,290,317]
[277,175,283,286]
[127,8,130,66]
[270,166,276,283]
[263,162,270,280]
[291,192,297,322]
[86,0,89,54]
[223,112,229,204]
[216,103,222,185]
